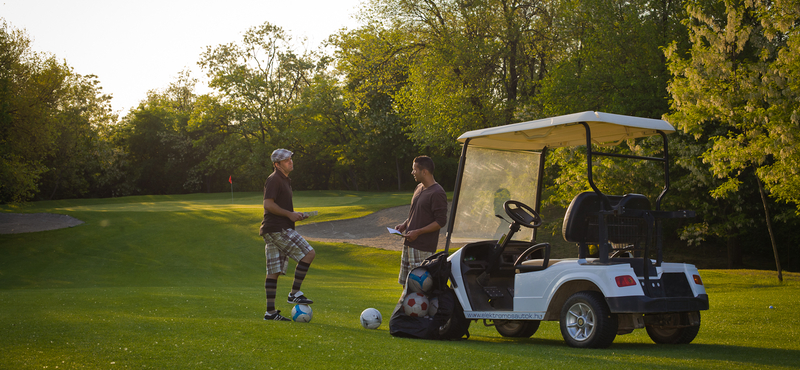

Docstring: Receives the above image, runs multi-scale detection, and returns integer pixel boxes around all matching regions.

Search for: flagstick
[230,181,233,203]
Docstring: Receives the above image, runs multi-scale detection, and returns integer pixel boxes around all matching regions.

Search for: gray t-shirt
[403,182,448,252]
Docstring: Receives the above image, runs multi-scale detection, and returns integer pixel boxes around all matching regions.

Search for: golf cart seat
[562,192,651,245]
[518,258,562,269]
[516,258,561,274]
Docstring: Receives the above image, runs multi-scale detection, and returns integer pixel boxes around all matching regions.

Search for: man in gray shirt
[394,156,448,286]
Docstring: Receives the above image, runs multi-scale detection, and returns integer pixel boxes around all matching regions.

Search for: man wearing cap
[260,148,315,321]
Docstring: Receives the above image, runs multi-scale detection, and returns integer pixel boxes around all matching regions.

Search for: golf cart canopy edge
[457,111,675,151]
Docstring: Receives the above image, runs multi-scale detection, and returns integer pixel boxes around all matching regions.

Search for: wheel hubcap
[566,302,595,341]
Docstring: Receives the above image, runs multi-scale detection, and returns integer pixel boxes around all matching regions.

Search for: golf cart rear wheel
[495,320,540,338]
[645,312,701,344]
[559,291,618,348]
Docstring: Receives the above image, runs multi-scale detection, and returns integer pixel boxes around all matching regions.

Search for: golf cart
[440,111,709,348]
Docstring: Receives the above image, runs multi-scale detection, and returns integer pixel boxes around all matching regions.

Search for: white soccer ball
[406,267,433,294]
[402,292,429,317]
[427,296,439,317]
[291,304,312,323]
[360,308,382,329]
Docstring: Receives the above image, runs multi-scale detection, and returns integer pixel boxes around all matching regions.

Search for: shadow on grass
[451,334,799,369]
[643,343,799,368]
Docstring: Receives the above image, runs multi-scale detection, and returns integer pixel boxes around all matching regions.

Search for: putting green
[50,192,370,212]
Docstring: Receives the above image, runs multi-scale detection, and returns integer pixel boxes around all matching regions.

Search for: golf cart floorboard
[466,275,514,311]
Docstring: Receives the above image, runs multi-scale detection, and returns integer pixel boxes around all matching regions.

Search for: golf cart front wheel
[645,312,701,344]
[559,291,618,348]
[439,314,469,339]
[495,320,540,338]
[438,293,470,340]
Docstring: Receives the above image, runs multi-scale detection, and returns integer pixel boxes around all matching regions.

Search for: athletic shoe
[287,291,313,304]
[264,310,291,321]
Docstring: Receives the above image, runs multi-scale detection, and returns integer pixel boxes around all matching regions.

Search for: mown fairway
[1,192,798,369]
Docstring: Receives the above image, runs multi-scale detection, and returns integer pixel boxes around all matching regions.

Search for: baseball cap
[271,148,293,163]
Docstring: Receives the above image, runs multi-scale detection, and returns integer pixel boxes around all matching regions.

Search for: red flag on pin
[228,176,232,184]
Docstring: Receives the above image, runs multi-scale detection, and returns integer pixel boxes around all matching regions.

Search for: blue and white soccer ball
[406,267,433,294]
[292,304,312,323]
[360,308,382,329]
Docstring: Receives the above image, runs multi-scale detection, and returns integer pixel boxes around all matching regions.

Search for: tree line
[2,0,799,270]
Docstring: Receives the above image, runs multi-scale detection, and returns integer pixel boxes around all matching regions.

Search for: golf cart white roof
[457,111,675,151]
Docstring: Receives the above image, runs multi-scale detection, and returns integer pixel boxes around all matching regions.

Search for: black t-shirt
[259,170,294,235]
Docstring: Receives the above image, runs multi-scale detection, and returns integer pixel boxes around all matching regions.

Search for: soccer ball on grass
[291,304,312,323]
[360,308,382,329]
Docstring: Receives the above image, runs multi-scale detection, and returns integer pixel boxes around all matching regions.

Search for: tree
[536,0,688,118]
[531,0,691,222]
[290,73,360,189]
[198,22,323,189]
[291,70,421,191]
[333,25,419,189]
[1,20,116,202]
[699,0,800,211]
[37,73,117,200]
[1,21,65,202]
[186,94,240,193]
[351,0,559,154]
[665,0,800,271]
[112,71,199,195]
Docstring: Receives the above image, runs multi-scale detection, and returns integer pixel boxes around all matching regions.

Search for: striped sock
[265,277,277,313]
[291,261,311,293]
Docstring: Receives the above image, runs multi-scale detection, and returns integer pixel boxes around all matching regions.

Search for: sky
[2,0,365,115]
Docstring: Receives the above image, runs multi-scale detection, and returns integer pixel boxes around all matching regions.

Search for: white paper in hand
[387,227,404,236]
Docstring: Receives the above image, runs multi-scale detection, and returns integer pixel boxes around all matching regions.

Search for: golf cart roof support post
[655,130,671,211]
[533,147,548,243]
[445,138,472,253]
[581,122,613,211]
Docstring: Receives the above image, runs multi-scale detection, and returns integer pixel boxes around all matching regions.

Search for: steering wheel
[504,200,543,229]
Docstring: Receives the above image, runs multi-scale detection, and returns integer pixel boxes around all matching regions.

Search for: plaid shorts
[263,229,314,275]
[398,246,434,286]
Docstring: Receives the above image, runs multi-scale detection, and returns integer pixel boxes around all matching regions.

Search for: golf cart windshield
[449,147,540,244]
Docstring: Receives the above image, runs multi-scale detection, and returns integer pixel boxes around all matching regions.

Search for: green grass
[1,192,799,369]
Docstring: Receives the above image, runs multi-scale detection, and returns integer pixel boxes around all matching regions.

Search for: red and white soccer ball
[402,292,429,317]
